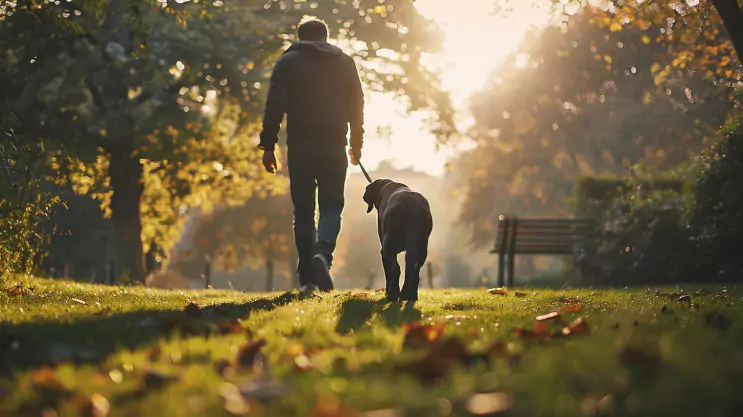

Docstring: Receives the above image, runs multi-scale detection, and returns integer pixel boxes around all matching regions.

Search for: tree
[552,0,743,81]
[458,6,736,246]
[1,0,452,282]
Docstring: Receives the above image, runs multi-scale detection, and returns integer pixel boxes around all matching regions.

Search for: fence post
[497,216,509,287]
[204,254,212,289]
[507,217,519,287]
[108,261,115,285]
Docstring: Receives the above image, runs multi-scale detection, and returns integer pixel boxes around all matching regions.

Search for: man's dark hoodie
[259,41,364,152]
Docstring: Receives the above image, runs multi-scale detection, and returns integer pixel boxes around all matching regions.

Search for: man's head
[298,18,329,42]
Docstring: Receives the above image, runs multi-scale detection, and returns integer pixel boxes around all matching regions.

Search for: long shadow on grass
[335,297,421,335]
[0,291,303,376]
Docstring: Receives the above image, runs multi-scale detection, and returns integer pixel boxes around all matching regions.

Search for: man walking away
[259,18,365,294]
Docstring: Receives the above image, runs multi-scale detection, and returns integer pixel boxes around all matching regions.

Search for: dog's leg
[401,240,428,301]
[381,250,400,302]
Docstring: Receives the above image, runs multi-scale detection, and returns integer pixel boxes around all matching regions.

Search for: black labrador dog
[363,179,433,302]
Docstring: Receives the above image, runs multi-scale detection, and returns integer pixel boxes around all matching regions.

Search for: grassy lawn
[1,277,741,417]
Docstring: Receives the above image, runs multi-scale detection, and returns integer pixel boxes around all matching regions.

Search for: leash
[358,160,373,184]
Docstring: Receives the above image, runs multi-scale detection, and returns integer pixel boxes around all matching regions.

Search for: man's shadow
[0,291,303,376]
[335,295,421,335]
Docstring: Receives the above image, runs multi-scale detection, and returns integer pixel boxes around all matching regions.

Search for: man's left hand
[262,150,277,174]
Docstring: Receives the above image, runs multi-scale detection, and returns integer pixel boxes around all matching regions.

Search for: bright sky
[358,0,552,177]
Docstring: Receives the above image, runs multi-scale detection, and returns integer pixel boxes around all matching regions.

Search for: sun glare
[357,0,552,177]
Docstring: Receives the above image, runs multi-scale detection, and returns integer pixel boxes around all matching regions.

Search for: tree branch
[710,0,743,61]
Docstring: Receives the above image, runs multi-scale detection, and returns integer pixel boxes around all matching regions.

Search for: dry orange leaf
[308,395,360,417]
[402,322,446,349]
[488,287,508,296]
[536,312,561,322]
[562,304,583,312]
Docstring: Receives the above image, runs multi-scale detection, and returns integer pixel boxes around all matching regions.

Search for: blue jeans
[287,144,348,286]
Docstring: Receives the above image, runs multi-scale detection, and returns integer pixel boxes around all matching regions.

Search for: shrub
[580,190,696,285]
[0,116,58,279]
[688,118,743,281]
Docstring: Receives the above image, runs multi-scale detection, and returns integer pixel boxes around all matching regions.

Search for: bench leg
[497,252,505,287]
[507,252,515,287]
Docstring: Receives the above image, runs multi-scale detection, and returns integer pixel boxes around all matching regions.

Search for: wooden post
[427,263,434,289]
[108,261,115,285]
[497,216,509,287]
[204,253,212,289]
[507,217,519,287]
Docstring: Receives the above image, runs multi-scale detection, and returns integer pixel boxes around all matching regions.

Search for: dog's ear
[362,183,377,214]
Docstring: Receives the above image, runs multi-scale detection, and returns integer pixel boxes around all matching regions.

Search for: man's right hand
[262,150,277,174]
[349,148,361,166]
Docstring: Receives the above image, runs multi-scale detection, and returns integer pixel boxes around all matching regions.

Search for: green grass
[1,277,742,417]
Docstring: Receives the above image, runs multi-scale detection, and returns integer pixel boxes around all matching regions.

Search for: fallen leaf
[4,283,31,296]
[32,367,65,390]
[704,311,733,331]
[488,287,507,296]
[536,312,562,322]
[557,297,580,304]
[89,393,110,417]
[108,369,124,384]
[711,294,728,302]
[568,317,589,334]
[531,321,551,336]
[237,339,267,370]
[396,338,468,380]
[676,295,691,303]
[562,304,583,312]
[465,392,513,415]
[514,290,528,297]
[308,395,360,417]
[402,322,446,349]
[294,354,312,371]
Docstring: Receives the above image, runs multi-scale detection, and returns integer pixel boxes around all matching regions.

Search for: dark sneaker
[312,253,334,291]
[299,284,319,295]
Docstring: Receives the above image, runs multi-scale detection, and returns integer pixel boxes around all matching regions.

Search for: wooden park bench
[490,215,595,286]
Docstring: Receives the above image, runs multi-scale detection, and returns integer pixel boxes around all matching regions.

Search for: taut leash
[358,160,373,184]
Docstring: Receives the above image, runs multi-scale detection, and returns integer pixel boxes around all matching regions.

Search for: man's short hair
[298,19,328,41]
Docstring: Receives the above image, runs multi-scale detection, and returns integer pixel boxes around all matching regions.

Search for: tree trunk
[109,149,147,284]
[266,255,274,292]
[711,0,743,60]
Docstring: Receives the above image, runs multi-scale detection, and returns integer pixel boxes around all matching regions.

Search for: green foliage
[0,116,59,278]
[579,190,695,285]
[688,116,743,280]
[579,115,743,285]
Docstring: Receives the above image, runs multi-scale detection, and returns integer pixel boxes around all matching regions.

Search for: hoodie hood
[284,41,344,58]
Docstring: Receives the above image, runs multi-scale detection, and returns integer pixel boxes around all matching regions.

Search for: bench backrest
[492,216,594,255]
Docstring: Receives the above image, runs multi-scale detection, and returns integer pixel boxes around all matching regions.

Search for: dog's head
[362,179,395,213]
